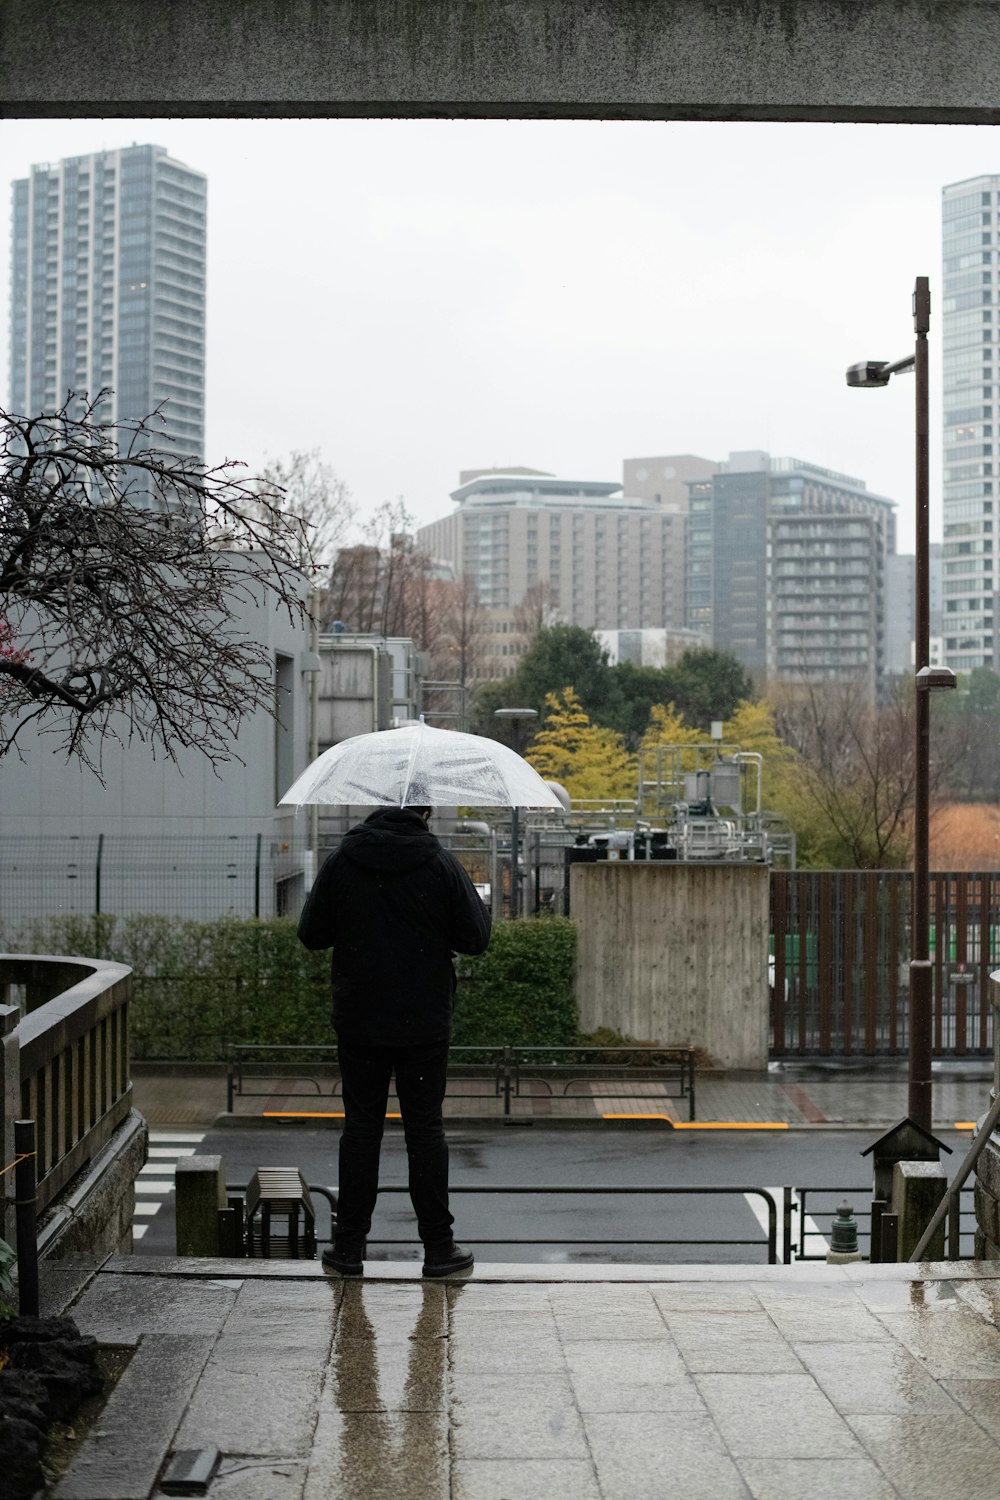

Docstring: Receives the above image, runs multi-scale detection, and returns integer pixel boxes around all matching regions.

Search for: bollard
[827,1201,862,1264]
[870,1198,888,1263]
[14,1119,39,1317]
[892,1159,947,1260]
[881,1211,899,1262]
[175,1155,228,1257]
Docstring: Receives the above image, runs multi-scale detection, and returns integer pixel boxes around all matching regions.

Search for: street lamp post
[493,707,538,918]
[846,276,955,1133]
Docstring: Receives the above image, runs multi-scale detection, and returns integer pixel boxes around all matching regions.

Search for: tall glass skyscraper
[941,175,999,673]
[8,144,206,471]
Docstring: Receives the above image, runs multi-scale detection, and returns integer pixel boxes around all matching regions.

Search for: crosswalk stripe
[133,1132,206,1240]
[742,1188,829,1255]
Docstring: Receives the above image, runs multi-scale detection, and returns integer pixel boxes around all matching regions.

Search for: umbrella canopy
[279,721,564,809]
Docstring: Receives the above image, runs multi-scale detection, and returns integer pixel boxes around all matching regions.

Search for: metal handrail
[792,1183,976,1261]
[909,1088,1000,1261]
[225,1042,697,1119]
[227,1181,778,1264]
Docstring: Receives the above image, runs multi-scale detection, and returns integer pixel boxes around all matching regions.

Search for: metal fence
[0,834,313,929]
[224,1043,698,1118]
[0,826,670,927]
[771,870,998,1058]
[0,832,499,930]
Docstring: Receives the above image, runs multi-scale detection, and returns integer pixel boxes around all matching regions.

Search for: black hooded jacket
[297,808,492,1044]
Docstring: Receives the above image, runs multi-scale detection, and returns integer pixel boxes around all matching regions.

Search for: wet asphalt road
[136,1124,975,1264]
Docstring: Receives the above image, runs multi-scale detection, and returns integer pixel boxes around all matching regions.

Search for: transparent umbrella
[278,721,563,809]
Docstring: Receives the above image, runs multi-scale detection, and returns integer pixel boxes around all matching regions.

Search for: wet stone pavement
[44,1257,1000,1500]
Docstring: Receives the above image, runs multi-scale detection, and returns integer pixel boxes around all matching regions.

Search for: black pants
[334,1036,454,1247]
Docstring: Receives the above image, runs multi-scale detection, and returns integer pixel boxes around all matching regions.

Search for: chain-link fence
[0,830,500,933]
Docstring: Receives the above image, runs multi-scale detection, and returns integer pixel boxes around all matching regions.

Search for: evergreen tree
[515,625,612,717]
[667,648,755,729]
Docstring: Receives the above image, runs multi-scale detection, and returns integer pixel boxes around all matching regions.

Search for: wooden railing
[0,953,133,1223]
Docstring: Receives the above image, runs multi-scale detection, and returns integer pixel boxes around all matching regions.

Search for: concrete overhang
[2,1,1000,125]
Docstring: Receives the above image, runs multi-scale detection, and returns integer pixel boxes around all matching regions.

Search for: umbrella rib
[399,720,424,806]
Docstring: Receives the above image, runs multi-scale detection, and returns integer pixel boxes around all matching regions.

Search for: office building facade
[687,452,896,695]
[8,144,206,468]
[417,469,688,634]
[941,175,1000,673]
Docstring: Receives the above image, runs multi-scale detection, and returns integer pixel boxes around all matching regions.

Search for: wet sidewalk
[46,1255,1000,1500]
[132,1063,995,1131]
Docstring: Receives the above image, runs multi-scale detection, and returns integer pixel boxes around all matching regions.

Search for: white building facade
[941,175,1000,674]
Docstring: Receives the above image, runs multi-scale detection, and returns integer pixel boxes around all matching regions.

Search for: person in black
[297,805,491,1277]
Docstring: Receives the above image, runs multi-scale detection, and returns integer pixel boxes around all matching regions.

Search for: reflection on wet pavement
[52,1262,1000,1500]
[307,1282,451,1499]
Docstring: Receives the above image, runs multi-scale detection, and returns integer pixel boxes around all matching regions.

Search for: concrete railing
[1,953,136,1249]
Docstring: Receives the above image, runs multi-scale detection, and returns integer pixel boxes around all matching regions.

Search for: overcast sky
[1,117,997,545]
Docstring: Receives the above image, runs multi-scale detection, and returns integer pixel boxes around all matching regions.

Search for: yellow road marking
[261,1111,402,1120]
[602,1113,788,1130]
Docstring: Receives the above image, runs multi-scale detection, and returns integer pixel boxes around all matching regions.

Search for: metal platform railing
[225,1042,697,1119]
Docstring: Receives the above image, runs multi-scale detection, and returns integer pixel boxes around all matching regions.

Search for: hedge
[7,911,579,1060]
[452,916,578,1051]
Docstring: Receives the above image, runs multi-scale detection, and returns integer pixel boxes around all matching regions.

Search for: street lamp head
[916,666,958,692]
[846,360,892,388]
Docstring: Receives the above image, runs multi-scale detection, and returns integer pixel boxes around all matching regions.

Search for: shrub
[452,916,578,1050]
[9,913,330,1061]
[5,911,579,1059]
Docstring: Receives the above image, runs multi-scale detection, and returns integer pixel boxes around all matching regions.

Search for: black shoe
[322,1238,365,1276]
[422,1240,475,1278]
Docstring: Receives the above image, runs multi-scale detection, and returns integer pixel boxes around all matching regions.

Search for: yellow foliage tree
[637,700,705,787]
[722,699,800,808]
[527,687,636,800]
[718,697,843,865]
[639,702,703,753]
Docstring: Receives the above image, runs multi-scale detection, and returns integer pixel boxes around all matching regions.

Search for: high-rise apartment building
[8,144,206,471]
[687,452,896,696]
[941,175,999,673]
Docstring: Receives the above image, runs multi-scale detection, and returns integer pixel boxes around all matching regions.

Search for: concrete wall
[0,567,311,844]
[572,862,770,1071]
[0,568,313,923]
[3,2,1000,124]
[39,1110,147,1261]
[316,640,394,749]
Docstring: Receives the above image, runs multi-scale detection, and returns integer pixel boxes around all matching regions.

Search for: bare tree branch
[254,448,355,583]
[0,393,309,773]
[772,676,960,868]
